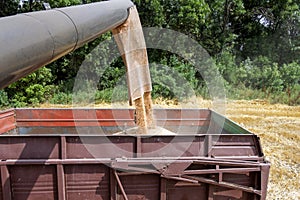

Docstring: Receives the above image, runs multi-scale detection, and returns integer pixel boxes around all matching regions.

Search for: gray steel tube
[0,0,134,89]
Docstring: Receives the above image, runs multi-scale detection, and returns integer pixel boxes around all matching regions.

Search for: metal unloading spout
[0,0,134,89]
[0,0,155,134]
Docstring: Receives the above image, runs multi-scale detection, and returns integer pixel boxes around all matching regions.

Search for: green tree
[0,0,18,17]
[47,0,81,8]
[1,0,299,105]
[241,56,284,93]
[5,67,55,107]
[233,0,300,65]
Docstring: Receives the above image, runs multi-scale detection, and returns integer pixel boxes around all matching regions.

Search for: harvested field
[40,99,299,199]
[225,100,300,200]
[151,98,300,200]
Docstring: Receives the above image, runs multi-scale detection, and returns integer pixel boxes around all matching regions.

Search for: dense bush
[241,56,284,93]
[0,90,9,108]
[4,67,55,107]
[49,92,73,105]
[217,55,300,105]
[0,0,299,107]
[150,55,199,100]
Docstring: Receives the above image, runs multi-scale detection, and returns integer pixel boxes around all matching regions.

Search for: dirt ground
[41,99,299,199]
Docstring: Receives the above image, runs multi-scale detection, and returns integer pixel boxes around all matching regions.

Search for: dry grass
[40,98,299,199]
[151,98,300,199]
[225,100,300,200]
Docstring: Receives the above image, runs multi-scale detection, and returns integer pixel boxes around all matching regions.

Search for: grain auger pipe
[0,0,154,133]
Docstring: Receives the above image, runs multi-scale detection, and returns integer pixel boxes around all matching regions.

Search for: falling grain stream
[112,6,154,134]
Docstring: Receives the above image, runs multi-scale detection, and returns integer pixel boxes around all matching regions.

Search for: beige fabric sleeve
[112,6,152,103]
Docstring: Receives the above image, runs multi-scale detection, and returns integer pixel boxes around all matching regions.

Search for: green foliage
[49,92,72,104]
[235,0,300,65]
[49,33,113,92]
[204,0,245,54]
[150,55,199,100]
[0,0,299,106]
[226,86,268,100]
[95,87,128,103]
[241,56,284,93]
[0,0,18,17]
[0,90,9,108]
[163,0,210,37]
[279,62,300,105]
[47,0,81,8]
[18,1,44,12]
[95,89,114,103]
[280,62,300,89]
[216,51,247,86]
[270,86,300,105]
[287,84,300,105]
[5,67,55,107]
[219,56,300,105]
[96,58,127,91]
[133,0,165,27]
[227,85,300,106]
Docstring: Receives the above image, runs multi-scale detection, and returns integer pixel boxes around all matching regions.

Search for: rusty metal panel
[222,172,256,187]
[9,165,57,200]
[15,108,210,128]
[154,109,211,127]
[0,134,262,161]
[66,136,135,159]
[0,179,2,200]
[166,125,209,134]
[118,174,160,200]
[140,136,206,157]
[166,179,208,200]
[208,185,253,200]
[210,135,261,157]
[15,109,135,127]
[154,109,210,119]
[0,136,59,159]
[65,164,109,200]
[0,165,11,200]
[0,109,15,134]
[0,108,270,199]
[0,159,269,200]
[214,135,257,146]
[210,146,258,157]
